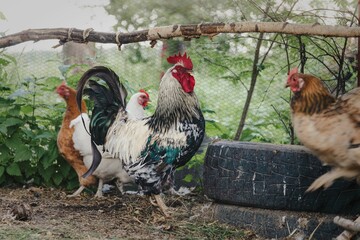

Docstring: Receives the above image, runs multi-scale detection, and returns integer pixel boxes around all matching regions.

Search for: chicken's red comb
[139,89,149,99]
[288,67,298,77]
[56,80,67,89]
[167,52,193,70]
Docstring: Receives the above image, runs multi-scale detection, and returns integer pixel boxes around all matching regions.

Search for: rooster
[69,90,150,197]
[286,67,360,192]
[56,82,97,197]
[76,53,205,216]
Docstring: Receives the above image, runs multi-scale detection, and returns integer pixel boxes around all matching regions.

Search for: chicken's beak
[285,82,290,88]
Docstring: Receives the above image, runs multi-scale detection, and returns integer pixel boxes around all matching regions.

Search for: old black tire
[203,140,360,214]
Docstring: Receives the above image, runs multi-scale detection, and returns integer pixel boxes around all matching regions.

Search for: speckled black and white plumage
[76,53,205,196]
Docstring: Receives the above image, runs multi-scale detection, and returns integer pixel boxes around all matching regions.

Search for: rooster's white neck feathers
[154,66,200,121]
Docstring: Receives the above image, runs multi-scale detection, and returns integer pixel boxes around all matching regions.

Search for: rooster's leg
[67,185,85,198]
[94,179,104,198]
[149,194,170,217]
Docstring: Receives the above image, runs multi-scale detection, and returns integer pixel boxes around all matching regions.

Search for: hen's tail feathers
[76,66,128,178]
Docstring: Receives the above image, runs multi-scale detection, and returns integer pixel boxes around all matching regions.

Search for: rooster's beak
[285,82,290,88]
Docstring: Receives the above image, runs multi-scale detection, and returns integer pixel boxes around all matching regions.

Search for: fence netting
[3,31,357,145]
[2,1,360,148]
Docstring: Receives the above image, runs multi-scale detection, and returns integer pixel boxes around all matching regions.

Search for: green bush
[0,53,78,188]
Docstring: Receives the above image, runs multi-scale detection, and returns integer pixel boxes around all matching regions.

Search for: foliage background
[0,0,358,188]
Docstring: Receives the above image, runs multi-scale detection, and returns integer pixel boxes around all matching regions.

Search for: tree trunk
[234,3,271,141]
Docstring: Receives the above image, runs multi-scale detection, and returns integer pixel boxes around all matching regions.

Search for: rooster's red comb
[139,89,149,99]
[167,52,193,70]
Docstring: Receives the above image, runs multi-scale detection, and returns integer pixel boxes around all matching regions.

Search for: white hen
[70,90,150,197]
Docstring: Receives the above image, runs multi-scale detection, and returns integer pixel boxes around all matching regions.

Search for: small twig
[133,216,143,225]
[308,219,323,240]
[288,228,298,237]
[334,216,360,232]
[285,219,291,235]
[271,104,291,136]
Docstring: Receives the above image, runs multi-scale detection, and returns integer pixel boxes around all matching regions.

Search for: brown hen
[287,67,360,192]
[56,81,97,197]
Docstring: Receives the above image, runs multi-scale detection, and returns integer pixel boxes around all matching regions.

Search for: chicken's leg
[115,179,125,194]
[67,185,85,198]
[306,168,359,192]
[94,179,104,198]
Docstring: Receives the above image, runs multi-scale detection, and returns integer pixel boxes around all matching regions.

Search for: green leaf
[0,57,10,66]
[52,171,64,186]
[8,105,21,116]
[38,164,55,183]
[41,76,62,91]
[0,117,23,128]
[202,108,216,114]
[0,166,5,178]
[23,164,37,178]
[0,124,6,135]
[35,131,53,140]
[22,129,35,139]
[0,145,12,162]
[14,145,32,162]
[183,174,193,183]
[21,105,34,114]
[0,97,14,107]
[41,142,58,169]
[66,176,80,190]
[6,162,22,176]
[33,146,46,160]
[0,173,5,185]
[5,134,23,150]
[57,157,71,177]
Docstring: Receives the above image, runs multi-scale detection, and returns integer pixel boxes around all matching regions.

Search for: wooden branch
[334,216,360,240]
[1,22,360,49]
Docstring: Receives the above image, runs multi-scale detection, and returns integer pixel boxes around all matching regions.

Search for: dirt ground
[0,186,259,240]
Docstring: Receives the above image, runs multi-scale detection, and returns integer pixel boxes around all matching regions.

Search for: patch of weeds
[158,221,247,239]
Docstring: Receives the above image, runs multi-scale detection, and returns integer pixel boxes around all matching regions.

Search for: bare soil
[0,186,258,239]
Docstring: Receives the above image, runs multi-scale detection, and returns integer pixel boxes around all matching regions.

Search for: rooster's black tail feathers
[76,66,127,178]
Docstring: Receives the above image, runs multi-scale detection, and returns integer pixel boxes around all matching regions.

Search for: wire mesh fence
[2,32,357,145]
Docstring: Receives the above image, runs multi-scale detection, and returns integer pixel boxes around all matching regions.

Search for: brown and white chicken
[56,82,97,197]
[286,67,360,192]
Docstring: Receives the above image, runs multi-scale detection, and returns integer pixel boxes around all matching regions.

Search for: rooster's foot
[149,194,171,218]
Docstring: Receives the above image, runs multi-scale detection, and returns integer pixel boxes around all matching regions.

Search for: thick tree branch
[1,22,360,49]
